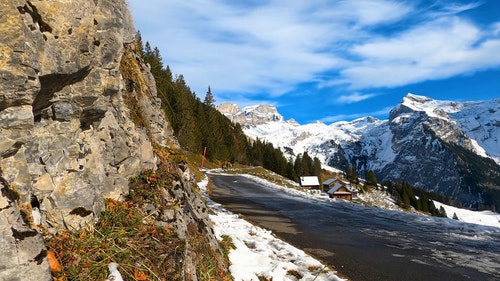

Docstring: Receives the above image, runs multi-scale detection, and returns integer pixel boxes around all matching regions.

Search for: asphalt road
[208,174,500,281]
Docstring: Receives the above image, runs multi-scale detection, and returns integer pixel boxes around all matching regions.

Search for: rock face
[218,102,284,125]
[0,177,51,281]
[1,0,219,280]
[0,0,148,231]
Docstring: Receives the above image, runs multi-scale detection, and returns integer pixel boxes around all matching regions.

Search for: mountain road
[208,174,500,281]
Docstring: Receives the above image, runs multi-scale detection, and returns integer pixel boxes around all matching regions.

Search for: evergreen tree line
[141,41,248,163]
[383,180,448,217]
[246,140,321,180]
[292,152,322,182]
[138,37,321,180]
[345,163,359,184]
[346,162,455,217]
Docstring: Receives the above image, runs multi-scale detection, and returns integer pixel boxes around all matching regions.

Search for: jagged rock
[0,0,164,230]
[217,103,285,125]
[217,102,240,122]
[1,0,223,280]
[0,105,34,129]
[0,177,52,281]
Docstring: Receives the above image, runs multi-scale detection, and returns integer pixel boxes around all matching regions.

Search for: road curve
[208,173,500,281]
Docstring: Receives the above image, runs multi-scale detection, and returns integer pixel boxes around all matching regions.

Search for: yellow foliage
[47,250,62,274]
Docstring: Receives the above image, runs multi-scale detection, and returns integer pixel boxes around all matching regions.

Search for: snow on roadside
[241,168,500,230]
[198,170,500,280]
[433,201,500,228]
[198,178,346,281]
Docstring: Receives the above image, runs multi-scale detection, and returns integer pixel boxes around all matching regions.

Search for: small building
[300,176,320,190]
[327,183,353,200]
[322,178,344,190]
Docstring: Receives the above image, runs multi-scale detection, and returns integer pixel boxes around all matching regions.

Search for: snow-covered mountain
[218,94,500,209]
[218,103,288,125]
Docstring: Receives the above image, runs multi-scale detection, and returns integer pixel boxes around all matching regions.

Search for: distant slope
[218,94,500,210]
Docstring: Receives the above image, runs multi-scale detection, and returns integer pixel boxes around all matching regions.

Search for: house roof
[300,176,319,186]
[323,178,339,185]
[327,183,351,194]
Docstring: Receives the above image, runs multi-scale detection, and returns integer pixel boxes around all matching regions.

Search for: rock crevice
[1,1,221,280]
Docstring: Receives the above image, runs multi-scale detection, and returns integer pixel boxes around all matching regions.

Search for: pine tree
[302,152,313,175]
[286,160,298,182]
[204,86,216,107]
[344,163,351,179]
[345,162,359,184]
[294,154,302,177]
[439,206,447,217]
[136,30,144,56]
[420,194,430,213]
[402,191,411,209]
[365,170,378,186]
[313,157,322,177]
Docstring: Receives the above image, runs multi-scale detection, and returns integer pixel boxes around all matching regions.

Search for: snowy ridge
[395,93,500,162]
[221,93,500,208]
[239,93,499,165]
[218,103,285,125]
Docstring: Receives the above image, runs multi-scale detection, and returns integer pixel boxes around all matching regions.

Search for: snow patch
[198,178,345,281]
[433,201,500,228]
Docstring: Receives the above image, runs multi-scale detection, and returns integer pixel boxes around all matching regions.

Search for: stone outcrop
[217,102,240,119]
[217,102,284,125]
[0,0,148,231]
[0,177,51,281]
[0,0,220,280]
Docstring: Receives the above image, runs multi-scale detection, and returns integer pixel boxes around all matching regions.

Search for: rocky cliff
[1,1,220,280]
[218,102,285,125]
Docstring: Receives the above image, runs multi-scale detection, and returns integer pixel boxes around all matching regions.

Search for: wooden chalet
[326,181,353,200]
[299,176,320,190]
[322,178,344,190]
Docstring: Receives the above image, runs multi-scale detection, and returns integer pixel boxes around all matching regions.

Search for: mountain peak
[401,93,436,109]
[217,103,284,125]
[391,93,448,120]
[396,93,474,120]
[241,95,500,210]
[404,93,433,102]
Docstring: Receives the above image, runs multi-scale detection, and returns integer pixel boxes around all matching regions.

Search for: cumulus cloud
[129,0,500,103]
[338,17,500,89]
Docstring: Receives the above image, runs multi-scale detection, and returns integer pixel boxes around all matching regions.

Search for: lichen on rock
[0,0,158,231]
[1,0,226,280]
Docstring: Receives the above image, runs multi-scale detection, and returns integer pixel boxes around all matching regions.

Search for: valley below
[208,174,500,281]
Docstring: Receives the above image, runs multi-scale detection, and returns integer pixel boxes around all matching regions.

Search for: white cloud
[429,1,483,17]
[132,0,345,97]
[336,17,500,89]
[129,0,500,103]
[320,106,393,123]
[336,92,376,104]
[493,22,500,36]
[330,0,412,26]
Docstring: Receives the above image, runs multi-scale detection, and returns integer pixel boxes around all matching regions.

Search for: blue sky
[128,0,500,124]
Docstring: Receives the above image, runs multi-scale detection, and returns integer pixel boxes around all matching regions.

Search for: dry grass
[46,147,232,281]
[47,199,184,281]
